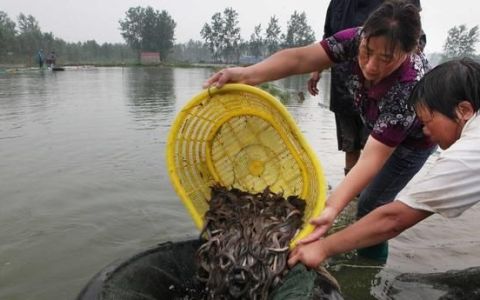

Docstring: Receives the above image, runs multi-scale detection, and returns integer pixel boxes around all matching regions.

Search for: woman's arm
[203,43,333,88]
[288,201,432,268]
[299,136,396,243]
[328,136,395,213]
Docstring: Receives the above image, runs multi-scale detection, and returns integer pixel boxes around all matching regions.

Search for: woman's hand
[202,67,248,89]
[288,239,329,268]
[297,206,338,245]
[307,71,321,96]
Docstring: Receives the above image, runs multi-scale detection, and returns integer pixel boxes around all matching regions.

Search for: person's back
[324,0,384,113]
[324,0,383,37]
[321,0,383,176]
[325,0,421,36]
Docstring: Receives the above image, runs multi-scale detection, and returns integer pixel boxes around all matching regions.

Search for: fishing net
[76,239,343,300]
[270,264,343,300]
[77,186,343,299]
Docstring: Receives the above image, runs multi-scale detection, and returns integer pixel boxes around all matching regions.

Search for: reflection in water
[124,67,177,131]
[277,75,310,105]
[277,71,331,108]
[375,266,480,300]
[126,67,175,107]
[125,67,175,112]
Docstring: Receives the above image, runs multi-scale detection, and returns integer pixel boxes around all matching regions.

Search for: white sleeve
[398,145,480,218]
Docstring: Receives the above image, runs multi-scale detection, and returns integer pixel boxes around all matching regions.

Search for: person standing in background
[46,50,57,68]
[308,0,384,177]
[36,49,44,69]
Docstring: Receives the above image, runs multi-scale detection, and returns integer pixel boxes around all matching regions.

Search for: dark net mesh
[77,239,204,300]
[77,239,343,300]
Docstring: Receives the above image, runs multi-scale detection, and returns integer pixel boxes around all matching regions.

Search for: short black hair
[409,58,480,119]
[362,0,421,54]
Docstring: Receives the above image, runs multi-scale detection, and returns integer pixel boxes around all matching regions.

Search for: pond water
[1,67,479,300]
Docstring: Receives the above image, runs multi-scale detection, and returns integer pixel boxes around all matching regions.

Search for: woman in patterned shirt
[203,0,436,261]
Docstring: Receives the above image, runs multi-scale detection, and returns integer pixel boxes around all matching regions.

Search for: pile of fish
[195,185,306,300]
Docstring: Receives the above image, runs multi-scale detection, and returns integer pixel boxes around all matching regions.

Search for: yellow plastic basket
[166,83,327,246]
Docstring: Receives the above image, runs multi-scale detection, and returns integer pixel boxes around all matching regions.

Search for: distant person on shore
[36,49,44,69]
[288,58,480,269]
[46,51,57,68]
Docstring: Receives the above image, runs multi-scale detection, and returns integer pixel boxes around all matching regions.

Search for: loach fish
[193,185,343,300]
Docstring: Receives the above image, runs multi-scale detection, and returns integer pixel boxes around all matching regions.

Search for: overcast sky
[2,0,479,54]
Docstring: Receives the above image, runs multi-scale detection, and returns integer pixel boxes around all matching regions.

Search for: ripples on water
[1,67,479,300]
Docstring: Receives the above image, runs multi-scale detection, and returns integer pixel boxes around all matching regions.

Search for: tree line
[0,7,478,67]
[198,8,316,64]
[119,7,316,64]
[0,7,316,66]
[0,11,136,66]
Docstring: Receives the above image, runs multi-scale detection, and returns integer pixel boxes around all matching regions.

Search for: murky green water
[1,67,479,300]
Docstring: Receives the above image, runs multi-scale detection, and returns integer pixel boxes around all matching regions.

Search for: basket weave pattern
[167,84,326,245]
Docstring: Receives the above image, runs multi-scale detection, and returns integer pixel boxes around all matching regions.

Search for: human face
[415,105,464,150]
[358,36,408,84]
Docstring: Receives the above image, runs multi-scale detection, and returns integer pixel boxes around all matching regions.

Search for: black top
[324,0,383,114]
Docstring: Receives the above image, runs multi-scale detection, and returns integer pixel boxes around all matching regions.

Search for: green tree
[16,13,43,61]
[283,11,315,48]
[119,6,176,61]
[17,13,40,33]
[443,24,479,59]
[0,11,16,58]
[155,10,176,60]
[119,7,143,52]
[201,12,223,62]
[41,32,56,54]
[201,8,241,63]
[0,11,137,66]
[83,40,100,61]
[265,16,282,56]
[249,24,264,59]
[169,39,212,63]
[222,8,241,63]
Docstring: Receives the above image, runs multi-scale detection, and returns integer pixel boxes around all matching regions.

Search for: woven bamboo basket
[166,84,327,246]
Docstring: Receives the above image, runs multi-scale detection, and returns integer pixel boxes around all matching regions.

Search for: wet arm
[326,136,395,215]
[289,201,431,267]
[321,201,431,257]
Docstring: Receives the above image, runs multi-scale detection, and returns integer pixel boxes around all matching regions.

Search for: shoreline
[0,62,234,71]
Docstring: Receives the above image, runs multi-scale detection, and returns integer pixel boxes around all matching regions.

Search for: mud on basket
[166,83,327,246]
